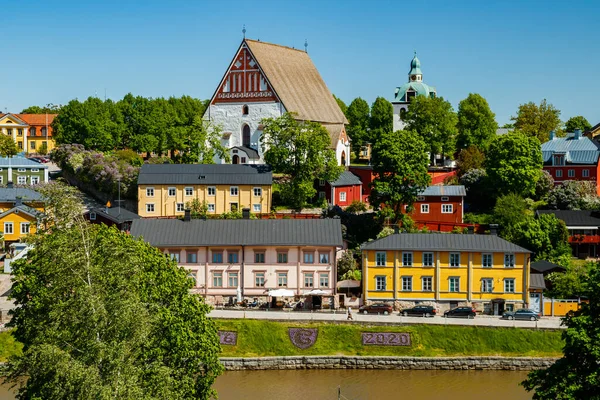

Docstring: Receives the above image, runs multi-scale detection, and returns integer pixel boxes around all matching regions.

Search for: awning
[304,289,329,296]
[267,289,295,297]
[336,280,361,289]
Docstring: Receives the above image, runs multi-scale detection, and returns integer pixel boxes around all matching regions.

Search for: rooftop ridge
[245,38,307,54]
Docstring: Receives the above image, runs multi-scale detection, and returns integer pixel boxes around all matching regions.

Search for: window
[278,272,288,287]
[176,203,184,212]
[277,252,288,263]
[228,252,239,264]
[255,272,265,287]
[319,191,326,199]
[146,187,155,197]
[422,276,432,292]
[187,252,197,263]
[553,154,565,166]
[17,168,26,172]
[556,169,563,178]
[568,169,575,178]
[402,276,412,291]
[303,252,314,264]
[169,252,180,262]
[441,196,449,201]
[583,169,590,177]
[442,204,453,213]
[212,251,223,264]
[340,192,346,202]
[89,212,97,221]
[481,278,493,293]
[168,187,176,197]
[208,187,216,196]
[319,179,325,186]
[421,204,429,213]
[253,204,261,212]
[31,176,39,185]
[319,273,329,288]
[376,252,386,266]
[30,127,36,136]
[241,157,247,164]
[450,253,460,267]
[185,187,193,196]
[30,141,36,150]
[422,252,433,267]
[17,129,23,137]
[4,223,13,235]
[253,187,262,197]
[230,203,238,212]
[17,176,26,184]
[449,277,460,292]
[146,203,155,213]
[41,128,47,136]
[504,254,515,268]
[319,252,329,264]
[213,272,223,287]
[304,273,314,288]
[254,252,265,263]
[242,105,249,115]
[504,278,515,293]
[417,196,425,201]
[376,276,386,291]
[20,223,30,234]
[31,168,39,172]
[228,272,238,287]
[402,252,413,267]
[230,186,239,196]
[482,254,493,268]
[17,142,22,149]
[207,204,215,212]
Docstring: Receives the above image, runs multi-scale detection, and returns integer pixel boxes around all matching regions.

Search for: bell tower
[408,51,423,82]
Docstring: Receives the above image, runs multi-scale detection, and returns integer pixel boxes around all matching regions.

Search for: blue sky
[3,0,599,126]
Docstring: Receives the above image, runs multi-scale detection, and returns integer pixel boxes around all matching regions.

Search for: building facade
[204,38,350,166]
[392,53,437,132]
[409,185,465,225]
[0,187,44,244]
[137,164,273,217]
[0,113,57,154]
[362,233,531,314]
[316,171,363,207]
[0,157,48,185]
[130,218,343,305]
[537,209,600,258]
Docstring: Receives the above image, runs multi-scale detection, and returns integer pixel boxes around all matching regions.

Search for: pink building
[130,217,343,307]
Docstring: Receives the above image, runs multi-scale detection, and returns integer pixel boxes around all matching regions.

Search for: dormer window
[553,154,565,166]
[406,90,416,102]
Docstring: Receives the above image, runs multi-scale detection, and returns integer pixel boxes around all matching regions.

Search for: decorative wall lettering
[361,332,411,346]
[218,331,238,345]
[288,328,318,349]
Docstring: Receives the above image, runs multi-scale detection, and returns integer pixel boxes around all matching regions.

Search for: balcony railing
[569,235,600,244]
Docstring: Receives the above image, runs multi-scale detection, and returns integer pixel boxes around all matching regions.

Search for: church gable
[211,44,278,105]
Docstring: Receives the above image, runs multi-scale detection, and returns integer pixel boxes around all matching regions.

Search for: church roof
[245,39,348,125]
[323,123,347,148]
[393,82,436,103]
[409,53,422,76]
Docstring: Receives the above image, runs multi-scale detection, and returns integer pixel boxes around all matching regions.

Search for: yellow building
[137,164,272,217]
[0,187,44,243]
[0,113,58,154]
[361,233,532,315]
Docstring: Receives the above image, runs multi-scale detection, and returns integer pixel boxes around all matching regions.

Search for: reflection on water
[0,370,533,399]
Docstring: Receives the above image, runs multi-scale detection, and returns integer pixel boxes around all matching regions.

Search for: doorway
[232,155,239,164]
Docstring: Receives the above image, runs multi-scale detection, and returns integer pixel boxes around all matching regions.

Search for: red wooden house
[537,210,600,258]
[409,185,466,225]
[316,171,362,207]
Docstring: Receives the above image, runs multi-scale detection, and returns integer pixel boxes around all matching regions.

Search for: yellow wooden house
[0,187,44,244]
[361,233,532,315]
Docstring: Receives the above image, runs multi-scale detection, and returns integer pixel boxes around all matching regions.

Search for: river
[0,370,532,399]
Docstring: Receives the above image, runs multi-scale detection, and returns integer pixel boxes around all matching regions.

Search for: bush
[346,200,368,214]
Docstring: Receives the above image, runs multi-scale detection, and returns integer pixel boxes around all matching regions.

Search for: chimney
[184,209,191,222]
[242,208,251,219]
[467,226,474,234]
[574,129,582,140]
[489,224,498,236]
[549,131,555,141]
[7,181,13,189]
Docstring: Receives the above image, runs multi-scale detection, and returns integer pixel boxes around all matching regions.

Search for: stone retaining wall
[220,356,557,371]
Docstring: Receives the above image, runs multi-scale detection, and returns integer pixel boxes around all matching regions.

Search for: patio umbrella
[336,280,361,289]
[268,288,295,297]
[304,289,328,296]
[236,286,243,303]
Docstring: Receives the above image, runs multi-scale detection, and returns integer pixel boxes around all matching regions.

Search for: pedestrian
[347,306,353,321]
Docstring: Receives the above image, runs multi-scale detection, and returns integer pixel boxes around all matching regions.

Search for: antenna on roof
[242,24,246,39]
[304,39,308,53]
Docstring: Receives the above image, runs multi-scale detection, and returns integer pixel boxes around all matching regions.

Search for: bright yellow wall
[0,211,36,241]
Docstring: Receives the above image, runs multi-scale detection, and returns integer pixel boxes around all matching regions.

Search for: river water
[0,370,532,399]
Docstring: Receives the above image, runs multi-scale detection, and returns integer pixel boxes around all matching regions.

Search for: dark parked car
[401,305,437,317]
[444,306,476,318]
[502,308,539,321]
[359,303,393,315]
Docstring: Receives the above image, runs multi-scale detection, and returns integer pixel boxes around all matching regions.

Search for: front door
[530,293,541,313]
[232,155,239,164]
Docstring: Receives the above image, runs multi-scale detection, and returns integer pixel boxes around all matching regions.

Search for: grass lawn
[216,319,563,358]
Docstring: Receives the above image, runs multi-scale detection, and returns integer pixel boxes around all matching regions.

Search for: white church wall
[392,103,408,132]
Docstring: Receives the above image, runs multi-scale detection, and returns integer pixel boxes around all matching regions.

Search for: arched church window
[400,108,407,120]
[242,125,251,147]
[242,105,249,115]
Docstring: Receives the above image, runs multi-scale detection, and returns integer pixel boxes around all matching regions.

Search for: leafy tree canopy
[369,97,393,143]
[404,95,458,165]
[346,98,371,159]
[565,115,592,133]
[512,99,561,143]
[546,180,600,210]
[333,95,348,116]
[20,104,62,114]
[0,134,19,157]
[456,145,485,177]
[456,93,498,150]
[534,170,554,201]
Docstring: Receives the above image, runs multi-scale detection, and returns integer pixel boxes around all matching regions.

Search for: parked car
[400,305,437,317]
[359,303,393,315]
[29,156,49,163]
[502,308,540,321]
[444,306,476,318]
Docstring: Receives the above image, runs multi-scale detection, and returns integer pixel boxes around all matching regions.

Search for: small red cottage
[317,171,362,207]
[409,185,466,226]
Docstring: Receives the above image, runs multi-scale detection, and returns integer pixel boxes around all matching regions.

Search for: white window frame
[31,168,39,172]
[184,187,193,196]
[17,168,26,172]
[17,176,27,184]
[146,203,155,213]
[253,187,262,197]
[402,252,413,267]
[442,204,453,213]
[319,191,326,199]
[31,176,39,185]
[277,272,288,287]
[556,169,563,178]
[441,196,449,201]
[422,276,432,292]
[422,252,434,267]
[4,222,13,235]
[228,272,239,288]
[568,169,575,178]
[230,186,239,196]
[253,203,261,212]
[583,169,590,177]
[504,253,515,268]
[255,272,265,287]
[168,187,176,197]
[303,252,314,264]
[304,273,314,288]
[319,273,329,288]
[449,277,460,292]
[450,253,460,267]
[376,252,386,266]
[212,272,223,287]
[482,254,493,268]
[504,278,515,293]
[89,212,97,221]
[417,196,425,201]
[401,276,412,291]
[207,186,216,196]
[319,179,325,186]
[339,191,347,202]
[375,276,386,291]
[207,204,215,212]
[421,204,429,213]
[176,203,184,212]
[481,278,494,293]
[146,187,155,197]
[20,222,30,234]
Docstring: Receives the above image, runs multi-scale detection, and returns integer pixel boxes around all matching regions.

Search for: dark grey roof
[0,188,42,202]
[361,233,531,253]
[537,210,600,227]
[137,164,272,186]
[130,218,343,247]
[419,185,466,197]
[232,146,260,160]
[530,273,546,290]
[329,171,362,187]
[87,207,140,224]
[531,260,565,273]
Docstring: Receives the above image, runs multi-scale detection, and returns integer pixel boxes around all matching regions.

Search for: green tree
[522,262,600,399]
[485,131,543,197]
[35,180,85,230]
[186,198,209,219]
[456,93,498,150]
[512,99,561,143]
[456,145,485,177]
[404,95,458,165]
[369,129,431,225]
[547,180,600,210]
[346,98,371,159]
[261,113,342,209]
[369,97,393,143]
[565,115,592,133]
[0,134,19,157]
[459,168,492,211]
[493,193,531,239]
[37,142,48,155]
[333,95,348,116]
[20,104,61,114]
[535,170,554,201]
[337,250,358,280]
[547,262,588,299]
[7,223,223,399]
[171,117,228,164]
